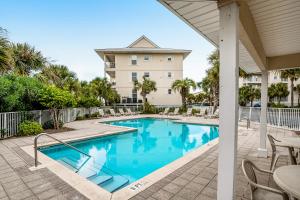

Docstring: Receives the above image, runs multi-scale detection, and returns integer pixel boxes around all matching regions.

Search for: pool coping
[21,117,219,200]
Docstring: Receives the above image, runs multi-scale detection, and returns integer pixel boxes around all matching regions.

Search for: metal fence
[239,107,300,131]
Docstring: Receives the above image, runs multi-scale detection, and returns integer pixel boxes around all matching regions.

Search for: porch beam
[258,70,268,157]
[238,1,267,70]
[217,2,239,200]
[267,53,300,70]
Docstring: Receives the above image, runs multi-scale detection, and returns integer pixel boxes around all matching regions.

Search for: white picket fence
[0,105,144,139]
[239,107,300,131]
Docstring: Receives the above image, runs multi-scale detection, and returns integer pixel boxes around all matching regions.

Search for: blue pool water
[40,118,219,193]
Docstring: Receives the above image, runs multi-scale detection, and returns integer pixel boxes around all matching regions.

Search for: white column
[258,70,268,157]
[217,2,239,200]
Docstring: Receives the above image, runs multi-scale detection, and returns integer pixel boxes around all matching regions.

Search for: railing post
[277,109,281,127]
[34,136,38,167]
[3,113,7,131]
[39,110,42,125]
[249,107,252,121]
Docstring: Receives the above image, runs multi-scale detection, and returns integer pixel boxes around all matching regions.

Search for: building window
[144,55,150,61]
[132,72,137,81]
[274,75,277,80]
[131,55,137,65]
[132,89,137,103]
[167,56,172,61]
[144,72,150,78]
[168,89,172,94]
[168,72,172,78]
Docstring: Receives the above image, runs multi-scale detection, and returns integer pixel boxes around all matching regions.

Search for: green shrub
[143,102,157,114]
[91,112,99,118]
[76,116,85,120]
[84,114,91,119]
[192,108,199,115]
[18,121,43,136]
[179,106,187,114]
[0,129,7,139]
[43,120,63,129]
[270,102,287,108]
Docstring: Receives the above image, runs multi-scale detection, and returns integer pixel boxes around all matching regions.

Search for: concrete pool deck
[0,115,296,200]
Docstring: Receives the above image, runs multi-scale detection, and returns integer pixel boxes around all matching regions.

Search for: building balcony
[105,62,115,70]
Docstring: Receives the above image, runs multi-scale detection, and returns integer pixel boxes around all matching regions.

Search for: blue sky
[0,0,215,82]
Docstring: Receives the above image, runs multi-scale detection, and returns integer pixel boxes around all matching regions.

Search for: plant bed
[44,127,75,134]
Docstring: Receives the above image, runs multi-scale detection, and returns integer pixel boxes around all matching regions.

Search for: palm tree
[268,83,289,104]
[172,78,196,109]
[10,43,47,76]
[134,76,157,108]
[36,64,79,93]
[279,69,300,107]
[239,85,260,107]
[0,28,11,74]
[90,77,119,105]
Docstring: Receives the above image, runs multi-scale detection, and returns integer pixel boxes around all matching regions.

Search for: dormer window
[131,55,137,65]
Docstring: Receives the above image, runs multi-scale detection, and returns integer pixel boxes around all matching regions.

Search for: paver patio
[0,115,295,200]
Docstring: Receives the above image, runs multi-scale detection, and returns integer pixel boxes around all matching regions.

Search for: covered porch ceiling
[159,0,300,73]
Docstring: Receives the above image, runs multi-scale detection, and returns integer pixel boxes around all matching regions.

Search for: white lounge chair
[159,107,170,115]
[119,108,128,116]
[126,108,135,115]
[169,108,179,116]
[98,109,108,117]
[183,108,193,116]
[109,109,121,116]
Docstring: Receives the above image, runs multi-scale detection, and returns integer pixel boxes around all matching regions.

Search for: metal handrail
[34,133,90,167]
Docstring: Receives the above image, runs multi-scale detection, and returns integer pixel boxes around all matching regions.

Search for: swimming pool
[40,118,219,193]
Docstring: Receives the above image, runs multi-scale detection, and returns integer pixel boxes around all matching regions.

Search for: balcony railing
[105,62,115,68]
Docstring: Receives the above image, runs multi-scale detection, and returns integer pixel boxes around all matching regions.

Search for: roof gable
[127,35,160,48]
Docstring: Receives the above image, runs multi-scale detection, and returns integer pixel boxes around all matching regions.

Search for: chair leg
[271,154,280,172]
[270,152,275,170]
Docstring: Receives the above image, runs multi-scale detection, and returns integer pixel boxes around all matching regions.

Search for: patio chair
[159,107,170,115]
[183,108,193,116]
[98,109,108,117]
[109,109,121,117]
[119,108,128,116]
[242,159,289,200]
[268,134,297,171]
[169,108,179,116]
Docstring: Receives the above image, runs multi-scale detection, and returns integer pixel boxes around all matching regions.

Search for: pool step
[99,175,129,193]
[87,173,113,185]
[58,158,79,172]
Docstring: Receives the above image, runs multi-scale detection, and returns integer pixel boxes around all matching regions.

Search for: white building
[239,71,300,106]
[95,36,191,106]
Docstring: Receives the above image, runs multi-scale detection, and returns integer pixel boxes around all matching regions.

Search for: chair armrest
[252,164,273,175]
[247,179,285,196]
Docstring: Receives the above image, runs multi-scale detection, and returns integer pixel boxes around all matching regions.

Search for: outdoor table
[280,137,300,149]
[280,137,300,164]
[273,165,300,199]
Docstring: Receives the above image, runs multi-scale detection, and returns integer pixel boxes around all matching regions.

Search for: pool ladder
[34,133,90,167]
